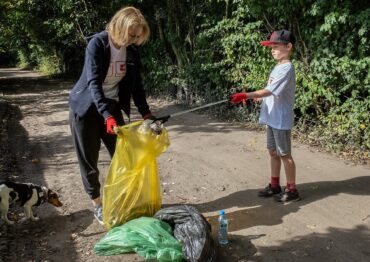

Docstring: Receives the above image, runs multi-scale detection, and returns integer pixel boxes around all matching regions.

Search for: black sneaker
[258,183,282,197]
[274,188,301,203]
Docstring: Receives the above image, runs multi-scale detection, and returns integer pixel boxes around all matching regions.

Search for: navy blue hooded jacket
[69,31,151,119]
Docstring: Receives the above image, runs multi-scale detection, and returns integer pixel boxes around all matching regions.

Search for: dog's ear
[47,189,55,197]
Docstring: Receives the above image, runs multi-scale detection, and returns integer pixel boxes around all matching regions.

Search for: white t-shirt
[102,38,127,101]
[259,62,296,130]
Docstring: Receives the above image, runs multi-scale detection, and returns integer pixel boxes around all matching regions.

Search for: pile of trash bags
[94,206,217,261]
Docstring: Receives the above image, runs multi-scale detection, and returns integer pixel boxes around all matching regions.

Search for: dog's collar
[35,186,48,206]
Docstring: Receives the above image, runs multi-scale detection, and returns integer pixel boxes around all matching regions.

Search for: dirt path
[0,68,369,262]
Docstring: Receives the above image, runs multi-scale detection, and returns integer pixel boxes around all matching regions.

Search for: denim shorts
[266,125,291,156]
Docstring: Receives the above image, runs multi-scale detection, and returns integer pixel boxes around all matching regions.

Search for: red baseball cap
[260,30,295,46]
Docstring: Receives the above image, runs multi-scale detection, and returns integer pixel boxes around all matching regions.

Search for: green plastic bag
[94,217,184,262]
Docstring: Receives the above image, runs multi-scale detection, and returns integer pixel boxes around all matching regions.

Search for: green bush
[37,54,62,75]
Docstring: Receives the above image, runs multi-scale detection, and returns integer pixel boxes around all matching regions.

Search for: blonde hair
[107,6,150,46]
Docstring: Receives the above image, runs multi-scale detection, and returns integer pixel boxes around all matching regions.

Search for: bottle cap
[219,210,225,215]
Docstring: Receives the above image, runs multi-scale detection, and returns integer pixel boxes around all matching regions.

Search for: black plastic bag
[154,205,217,262]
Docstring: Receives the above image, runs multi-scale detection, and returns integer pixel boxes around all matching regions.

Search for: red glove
[229,93,248,104]
[143,113,154,120]
[105,116,118,134]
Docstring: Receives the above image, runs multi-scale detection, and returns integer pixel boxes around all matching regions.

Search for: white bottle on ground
[218,210,228,246]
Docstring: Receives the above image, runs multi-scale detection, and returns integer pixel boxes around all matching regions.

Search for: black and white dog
[0,181,63,224]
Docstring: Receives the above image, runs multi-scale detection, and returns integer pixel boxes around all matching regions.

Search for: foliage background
[0,0,369,162]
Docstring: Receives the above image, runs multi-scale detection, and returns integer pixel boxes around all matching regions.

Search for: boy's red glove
[105,116,118,134]
[229,93,248,104]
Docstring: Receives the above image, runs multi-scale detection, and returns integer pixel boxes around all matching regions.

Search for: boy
[230,29,300,203]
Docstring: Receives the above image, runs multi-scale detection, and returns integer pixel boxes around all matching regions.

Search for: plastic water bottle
[218,210,228,246]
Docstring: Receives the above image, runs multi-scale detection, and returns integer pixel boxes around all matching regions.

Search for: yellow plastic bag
[103,120,170,230]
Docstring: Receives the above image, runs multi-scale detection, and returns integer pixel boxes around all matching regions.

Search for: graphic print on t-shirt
[105,61,126,78]
[268,76,274,85]
[116,61,126,76]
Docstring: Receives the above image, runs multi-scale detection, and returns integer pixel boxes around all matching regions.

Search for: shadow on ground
[0,80,82,261]
[198,176,370,230]
[260,225,370,262]
[0,209,93,262]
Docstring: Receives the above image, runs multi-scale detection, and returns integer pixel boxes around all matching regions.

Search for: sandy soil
[0,68,369,262]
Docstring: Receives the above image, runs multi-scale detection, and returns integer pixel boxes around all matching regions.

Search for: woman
[69,6,154,224]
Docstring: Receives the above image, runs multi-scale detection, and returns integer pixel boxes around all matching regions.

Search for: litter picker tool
[154,99,228,123]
